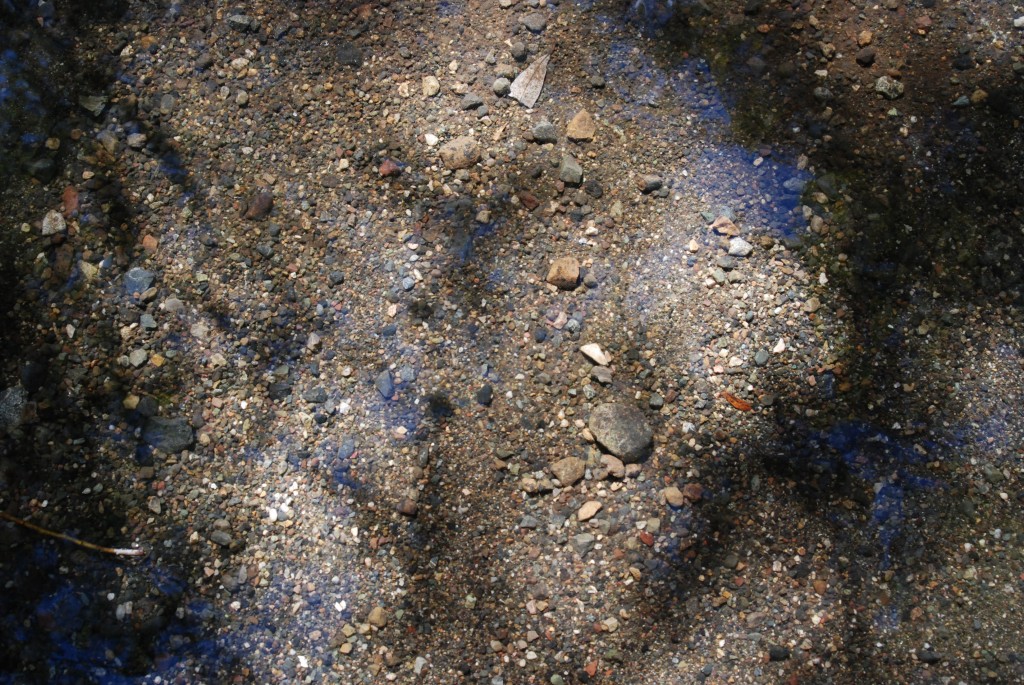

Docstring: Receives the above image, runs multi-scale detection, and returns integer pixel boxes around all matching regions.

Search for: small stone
[242,190,273,220]
[600,454,625,478]
[335,41,363,67]
[546,256,580,290]
[142,416,194,453]
[858,30,873,46]
[768,645,791,661]
[522,12,547,33]
[710,215,740,236]
[424,133,438,147]
[302,387,328,404]
[558,154,583,185]
[728,237,753,257]
[551,457,586,487]
[754,350,770,366]
[209,530,232,546]
[492,77,511,96]
[460,92,484,110]
[125,268,156,295]
[588,403,653,463]
[375,370,395,399]
[422,75,440,97]
[367,606,388,628]
[591,366,613,385]
[439,136,481,170]
[531,119,559,144]
[476,384,494,406]
[916,649,942,664]
[579,343,610,366]
[856,46,877,67]
[41,210,65,236]
[127,132,147,149]
[637,174,663,193]
[397,498,418,516]
[571,533,596,556]
[379,159,401,177]
[566,110,596,141]
[578,500,602,521]
[875,75,904,99]
[662,486,685,507]
[129,349,148,368]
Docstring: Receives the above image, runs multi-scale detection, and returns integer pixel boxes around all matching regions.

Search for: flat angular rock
[550,456,585,486]
[558,154,583,185]
[439,136,481,169]
[566,110,596,141]
[41,210,66,236]
[579,343,610,366]
[142,416,194,453]
[375,370,395,399]
[546,257,580,290]
[588,403,652,463]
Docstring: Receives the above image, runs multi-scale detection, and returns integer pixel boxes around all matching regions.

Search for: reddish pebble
[379,159,401,177]
[639,531,655,547]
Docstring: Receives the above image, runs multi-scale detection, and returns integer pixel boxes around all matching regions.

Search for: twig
[0,510,146,557]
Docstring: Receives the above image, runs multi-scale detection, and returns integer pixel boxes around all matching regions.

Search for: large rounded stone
[439,136,481,169]
[588,403,652,463]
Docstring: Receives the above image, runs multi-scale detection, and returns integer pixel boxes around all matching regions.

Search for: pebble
[531,120,559,144]
[492,77,511,96]
[461,92,484,110]
[728,237,753,257]
[571,533,595,556]
[550,457,585,487]
[422,76,440,97]
[558,154,583,185]
[856,46,877,67]
[566,110,596,141]
[142,416,194,453]
[476,384,494,406]
[129,349,148,368]
[375,370,395,399]
[578,500,602,521]
[367,606,388,628]
[591,366,613,385]
[522,12,547,33]
[637,174,663,193]
[124,267,155,294]
[875,75,904,99]
[242,191,273,220]
[588,403,653,463]
[439,136,481,169]
[546,257,580,290]
[663,486,685,507]
[600,454,625,479]
[754,350,770,366]
[209,530,232,547]
[41,210,65,236]
[579,343,610,366]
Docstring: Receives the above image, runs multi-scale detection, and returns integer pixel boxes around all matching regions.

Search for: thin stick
[0,510,146,557]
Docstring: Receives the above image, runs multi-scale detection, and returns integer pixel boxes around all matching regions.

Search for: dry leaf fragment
[509,54,549,108]
[722,391,753,411]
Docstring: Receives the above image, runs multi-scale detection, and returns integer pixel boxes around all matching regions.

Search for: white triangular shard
[580,343,611,366]
[509,54,550,108]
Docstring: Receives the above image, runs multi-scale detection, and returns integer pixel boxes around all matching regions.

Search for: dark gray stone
[375,370,395,399]
[142,416,194,453]
[588,403,653,463]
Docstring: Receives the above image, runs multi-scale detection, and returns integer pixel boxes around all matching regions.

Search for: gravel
[1,1,1022,684]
